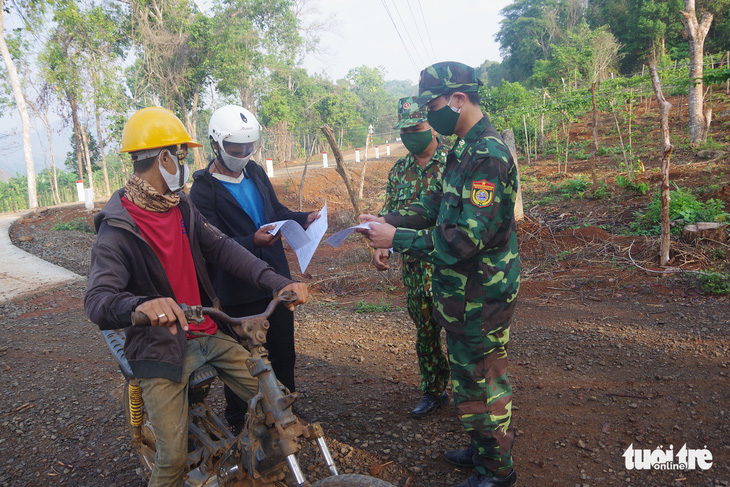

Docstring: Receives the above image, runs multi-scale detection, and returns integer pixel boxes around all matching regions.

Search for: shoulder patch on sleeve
[470,179,495,208]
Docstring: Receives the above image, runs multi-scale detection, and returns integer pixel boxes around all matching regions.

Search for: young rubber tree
[680,0,714,147]
[0,0,46,209]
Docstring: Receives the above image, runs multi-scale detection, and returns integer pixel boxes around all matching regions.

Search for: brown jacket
[84,190,292,382]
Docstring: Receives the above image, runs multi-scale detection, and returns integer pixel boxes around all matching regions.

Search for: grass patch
[353,299,400,313]
[697,271,730,295]
[52,218,94,233]
[547,175,590,199]
[616,175,650,195]
[630,185,729,236]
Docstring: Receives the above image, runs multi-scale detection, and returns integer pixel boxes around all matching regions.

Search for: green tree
[587,0,687,73]
[128,0,211,169]
[0,0,47,209]
[315,80,362,147]
[496,0,562,82]
[82,2,127,196]
[532,22,621,87]
[346,65,394,136]
[39,0,91,187]
[209,0,308,108]
[65,132,101,173]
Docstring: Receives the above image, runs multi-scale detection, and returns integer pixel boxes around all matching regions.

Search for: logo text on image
[623,444,713,470]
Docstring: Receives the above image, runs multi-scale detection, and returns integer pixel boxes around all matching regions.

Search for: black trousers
[221,298,296,427]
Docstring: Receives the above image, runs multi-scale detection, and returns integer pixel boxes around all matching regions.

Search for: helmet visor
[222,140,255,159]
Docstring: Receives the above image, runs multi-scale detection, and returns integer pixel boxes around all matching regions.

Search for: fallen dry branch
[627,241,711,276]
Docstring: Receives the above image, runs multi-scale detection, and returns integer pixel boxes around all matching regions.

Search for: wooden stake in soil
[320,124,361,217]
[589,81,600,188]
[649,64,674,266]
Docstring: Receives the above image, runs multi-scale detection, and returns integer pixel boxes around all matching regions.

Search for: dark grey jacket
[190,160,310,306]
[84,189,292,382]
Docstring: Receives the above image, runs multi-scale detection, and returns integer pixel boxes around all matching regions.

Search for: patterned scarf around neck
[124,174,180,213]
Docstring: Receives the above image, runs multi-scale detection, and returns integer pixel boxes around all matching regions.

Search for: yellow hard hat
[121,106,202,153]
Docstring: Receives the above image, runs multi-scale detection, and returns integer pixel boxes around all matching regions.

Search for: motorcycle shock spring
[128,380,144,427]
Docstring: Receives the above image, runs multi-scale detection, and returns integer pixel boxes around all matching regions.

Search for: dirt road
[1,205,728,486]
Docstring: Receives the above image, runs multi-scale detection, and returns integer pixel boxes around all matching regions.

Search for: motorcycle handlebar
[130,291,298,327]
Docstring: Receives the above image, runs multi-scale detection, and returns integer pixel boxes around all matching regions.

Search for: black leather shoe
[410,391,449,418]
[454,470,516,487]
[444,445,476,468]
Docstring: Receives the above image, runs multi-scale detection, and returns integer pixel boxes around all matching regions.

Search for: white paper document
[266,202,328,274]
[325,222,375,248]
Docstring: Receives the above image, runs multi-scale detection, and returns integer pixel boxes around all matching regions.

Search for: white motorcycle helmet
[208,105,261,173]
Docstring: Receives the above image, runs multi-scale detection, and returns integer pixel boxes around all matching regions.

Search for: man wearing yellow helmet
[85,107,308,487]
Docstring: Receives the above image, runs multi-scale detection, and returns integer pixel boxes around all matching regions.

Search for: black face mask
[426,94,461,136]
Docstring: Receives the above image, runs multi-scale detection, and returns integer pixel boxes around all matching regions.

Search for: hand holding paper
[357,214,396,249]
[255,224,281,247]
[264,202,329,273]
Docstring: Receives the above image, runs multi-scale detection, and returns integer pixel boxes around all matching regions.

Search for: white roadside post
[355,149,361,163]
[84,188,94,210]
[76,180,85,202]
[322,151,328,168]
[266,158,274,177]
[375,146,380,159]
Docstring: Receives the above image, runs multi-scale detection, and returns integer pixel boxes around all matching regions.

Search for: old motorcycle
[102,292,393,487]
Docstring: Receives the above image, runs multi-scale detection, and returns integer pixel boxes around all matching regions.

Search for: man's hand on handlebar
[279,283,308,311]
[135,298,189,335]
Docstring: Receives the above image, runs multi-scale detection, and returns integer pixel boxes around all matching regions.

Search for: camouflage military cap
[393,96,427,130]
[415,61,482,105]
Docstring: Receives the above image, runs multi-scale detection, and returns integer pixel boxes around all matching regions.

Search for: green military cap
[393,96,427,130]
[415,61,482,105]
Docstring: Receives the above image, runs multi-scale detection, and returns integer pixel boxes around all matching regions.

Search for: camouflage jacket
[384,116,520,335]
[379,143,448,297]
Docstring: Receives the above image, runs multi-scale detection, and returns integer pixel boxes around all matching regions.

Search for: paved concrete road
[0,212,84,305]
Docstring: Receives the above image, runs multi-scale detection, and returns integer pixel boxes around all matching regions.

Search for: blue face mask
[426,94,460,136]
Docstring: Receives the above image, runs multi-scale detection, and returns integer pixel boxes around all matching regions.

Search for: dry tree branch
[627,241,711,276]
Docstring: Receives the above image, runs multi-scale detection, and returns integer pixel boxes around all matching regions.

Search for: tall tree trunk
[0,1,37,209]
[81,126,95,197]
[680,0,714,147]
[649,64,674,266]
[522,114,530,164]
[43,119,61,205]
[609,101,630,177]
[189,92,205,170]
[298,134,317,211]
[69,97,85,181]
[95,107,111,196]
[177,91,204,170]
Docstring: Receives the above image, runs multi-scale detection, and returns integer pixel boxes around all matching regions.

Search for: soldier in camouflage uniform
[374,96,451,418]
[359,62,520,487]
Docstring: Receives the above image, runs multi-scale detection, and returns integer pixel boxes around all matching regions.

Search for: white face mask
[158,150,189,192]
[220,148,252,173]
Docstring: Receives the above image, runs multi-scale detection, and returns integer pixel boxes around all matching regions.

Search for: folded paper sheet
[267,202,328,273]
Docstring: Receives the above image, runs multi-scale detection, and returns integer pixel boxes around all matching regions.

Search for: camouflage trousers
[406,293,451,396]
[446,321,514,476]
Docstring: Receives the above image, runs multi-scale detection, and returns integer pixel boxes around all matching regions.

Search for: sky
[301,0,510,83]
[0,0,511,179]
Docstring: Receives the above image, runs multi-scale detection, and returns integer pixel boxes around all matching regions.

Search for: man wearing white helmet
[190,105,319,433]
